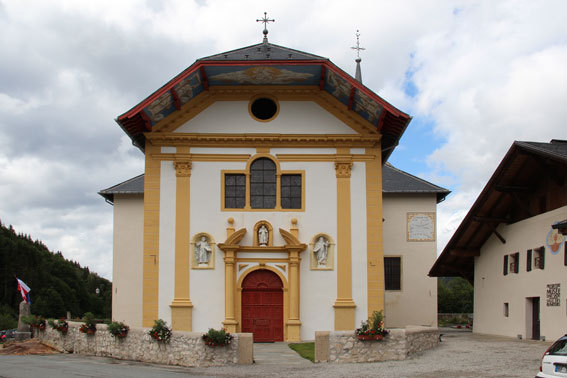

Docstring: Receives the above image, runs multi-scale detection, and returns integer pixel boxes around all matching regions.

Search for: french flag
[16,278,31,304]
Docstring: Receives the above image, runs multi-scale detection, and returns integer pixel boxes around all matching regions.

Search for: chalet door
[532,297,540,340]
[241,269,284,342]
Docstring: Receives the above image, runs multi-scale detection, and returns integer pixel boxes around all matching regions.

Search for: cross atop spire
[351,30,365,60]
[256,12,275,43]
[351,30,365,83]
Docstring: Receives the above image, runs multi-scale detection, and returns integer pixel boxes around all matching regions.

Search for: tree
[438,277,474,313]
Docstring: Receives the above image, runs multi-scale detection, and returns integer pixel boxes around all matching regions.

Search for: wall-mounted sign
[407,212,436,242]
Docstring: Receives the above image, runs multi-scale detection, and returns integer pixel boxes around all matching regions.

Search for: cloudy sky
[1,0,565,280]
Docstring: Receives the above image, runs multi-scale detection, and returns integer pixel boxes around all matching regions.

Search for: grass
[288,342,315,362]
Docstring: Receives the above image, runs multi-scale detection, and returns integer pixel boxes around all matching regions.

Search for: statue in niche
[313,236,330,266]
[258,225,269,246]
[195,236,212,265]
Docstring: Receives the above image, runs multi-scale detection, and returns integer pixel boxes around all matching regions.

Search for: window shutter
[514,253,519,273]
[503,255,508,275]
[539,247,545,269]
[526,249,532,271]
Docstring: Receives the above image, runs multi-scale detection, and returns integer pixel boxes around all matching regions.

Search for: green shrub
[202,328,233,347]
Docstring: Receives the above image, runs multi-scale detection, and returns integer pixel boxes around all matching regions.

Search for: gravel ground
[189,330,551,377]
[0,330,552,377]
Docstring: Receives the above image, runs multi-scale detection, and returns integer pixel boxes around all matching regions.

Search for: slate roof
[99,165,449,204]
[98,174,144,202]
[383,163,450,203]
[116,40,411,163]
[199,42,328,61]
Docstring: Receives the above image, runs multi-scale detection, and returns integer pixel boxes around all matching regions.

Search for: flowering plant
[79,312,97,335]
[148,319,171,343]
[107,321,129,338]
[22,315,46,331]
[202,328,233,347]
[48,318,69,335]
[355,310,389,340]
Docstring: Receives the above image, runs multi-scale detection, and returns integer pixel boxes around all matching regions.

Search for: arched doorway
[241,269,284,342]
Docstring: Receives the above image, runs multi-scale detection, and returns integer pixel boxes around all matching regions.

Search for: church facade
[100,37,446,341]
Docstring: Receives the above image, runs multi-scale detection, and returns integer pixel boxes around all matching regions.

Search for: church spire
[351,30,365,83]
[256,12,275,44]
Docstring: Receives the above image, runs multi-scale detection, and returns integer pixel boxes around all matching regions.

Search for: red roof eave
[117,60,410,123]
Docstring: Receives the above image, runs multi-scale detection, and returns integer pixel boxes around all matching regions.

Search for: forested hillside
[0,220,111,327]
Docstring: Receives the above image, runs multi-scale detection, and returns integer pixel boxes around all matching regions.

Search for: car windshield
[549,338,567,356]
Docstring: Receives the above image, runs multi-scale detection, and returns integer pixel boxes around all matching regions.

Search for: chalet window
[510,252,519,274]
[384,257,401,290]
[534,247,545,270]
[504,302,509,317]
[224,174,246,209]
[250,158,277,209]
[281,174,302,209]
[503,255,509,275]
[526,249,532,272]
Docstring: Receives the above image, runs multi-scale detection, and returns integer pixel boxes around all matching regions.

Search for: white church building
[100,30,448,342]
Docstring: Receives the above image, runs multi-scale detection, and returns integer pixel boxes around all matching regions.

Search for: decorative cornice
[335,161,353,178]
[223,228,247,246]
[279,228,301,246]
[146,133,381,148]
[174,160,192,177]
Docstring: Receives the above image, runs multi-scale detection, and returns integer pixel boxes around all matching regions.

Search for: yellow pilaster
[170,159,193,331]
[223,248,238,333]
[142,143,161,327]
[333,153,356,330]
[287,249,302,341]
[365,146,384,316]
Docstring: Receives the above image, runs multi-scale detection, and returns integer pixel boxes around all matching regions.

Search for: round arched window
[249,96,279,122]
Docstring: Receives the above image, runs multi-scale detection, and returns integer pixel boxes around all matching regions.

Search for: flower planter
[357,334,385,341]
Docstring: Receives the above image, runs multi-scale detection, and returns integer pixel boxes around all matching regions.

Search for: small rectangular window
[510,252,519,274]
[535,247,545,270]
[564,242,566,266]
[281,174,302,209]
[504,302,509,317]
[384,257,401,290]
[503,255,509,275]
[224,174,245,209]
[526,249,532,272]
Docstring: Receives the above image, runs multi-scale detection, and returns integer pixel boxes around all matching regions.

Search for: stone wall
[35,322,252,367]
[315,326,439,363]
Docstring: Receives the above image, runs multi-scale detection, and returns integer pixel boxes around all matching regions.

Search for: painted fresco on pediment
[325,69,351,104]
[354,91,383,124]
[174,72,203,105]
[145,92,176,124]
[209,66,314,85]
[546,223,565,254]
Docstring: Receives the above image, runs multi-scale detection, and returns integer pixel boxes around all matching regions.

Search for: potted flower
[79,312,97,335]
[148,319,171,343]
[355,310,389,341]
[107,321,129,339]
[202,327,233,347]
[22,315,46,331]
[48,318,69,335]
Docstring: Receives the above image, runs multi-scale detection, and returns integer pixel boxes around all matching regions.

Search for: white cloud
[0,0,565,278]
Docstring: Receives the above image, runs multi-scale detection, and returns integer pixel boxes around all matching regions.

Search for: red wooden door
[241,269,283,342]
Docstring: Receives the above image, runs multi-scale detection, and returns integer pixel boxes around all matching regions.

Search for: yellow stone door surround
[217,221,306,342]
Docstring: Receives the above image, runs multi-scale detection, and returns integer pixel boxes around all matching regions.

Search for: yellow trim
[365,147,384,317]
[333,152,356,330]
[142,143,161,327]
[248,94,280,123]
[276,154,375,162]
[146,132,381,148]
[170,159,193,331]
[149,86,380,136]
[220,155,305,212]
[256,147,270,154]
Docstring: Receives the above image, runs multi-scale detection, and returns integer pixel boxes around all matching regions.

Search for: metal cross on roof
[351,30,365,60]
[256,12,275,42]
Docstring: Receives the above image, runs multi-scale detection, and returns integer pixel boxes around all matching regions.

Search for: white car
[537,334,567,377]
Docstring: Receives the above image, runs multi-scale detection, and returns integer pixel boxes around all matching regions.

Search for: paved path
[253,342,313,366]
